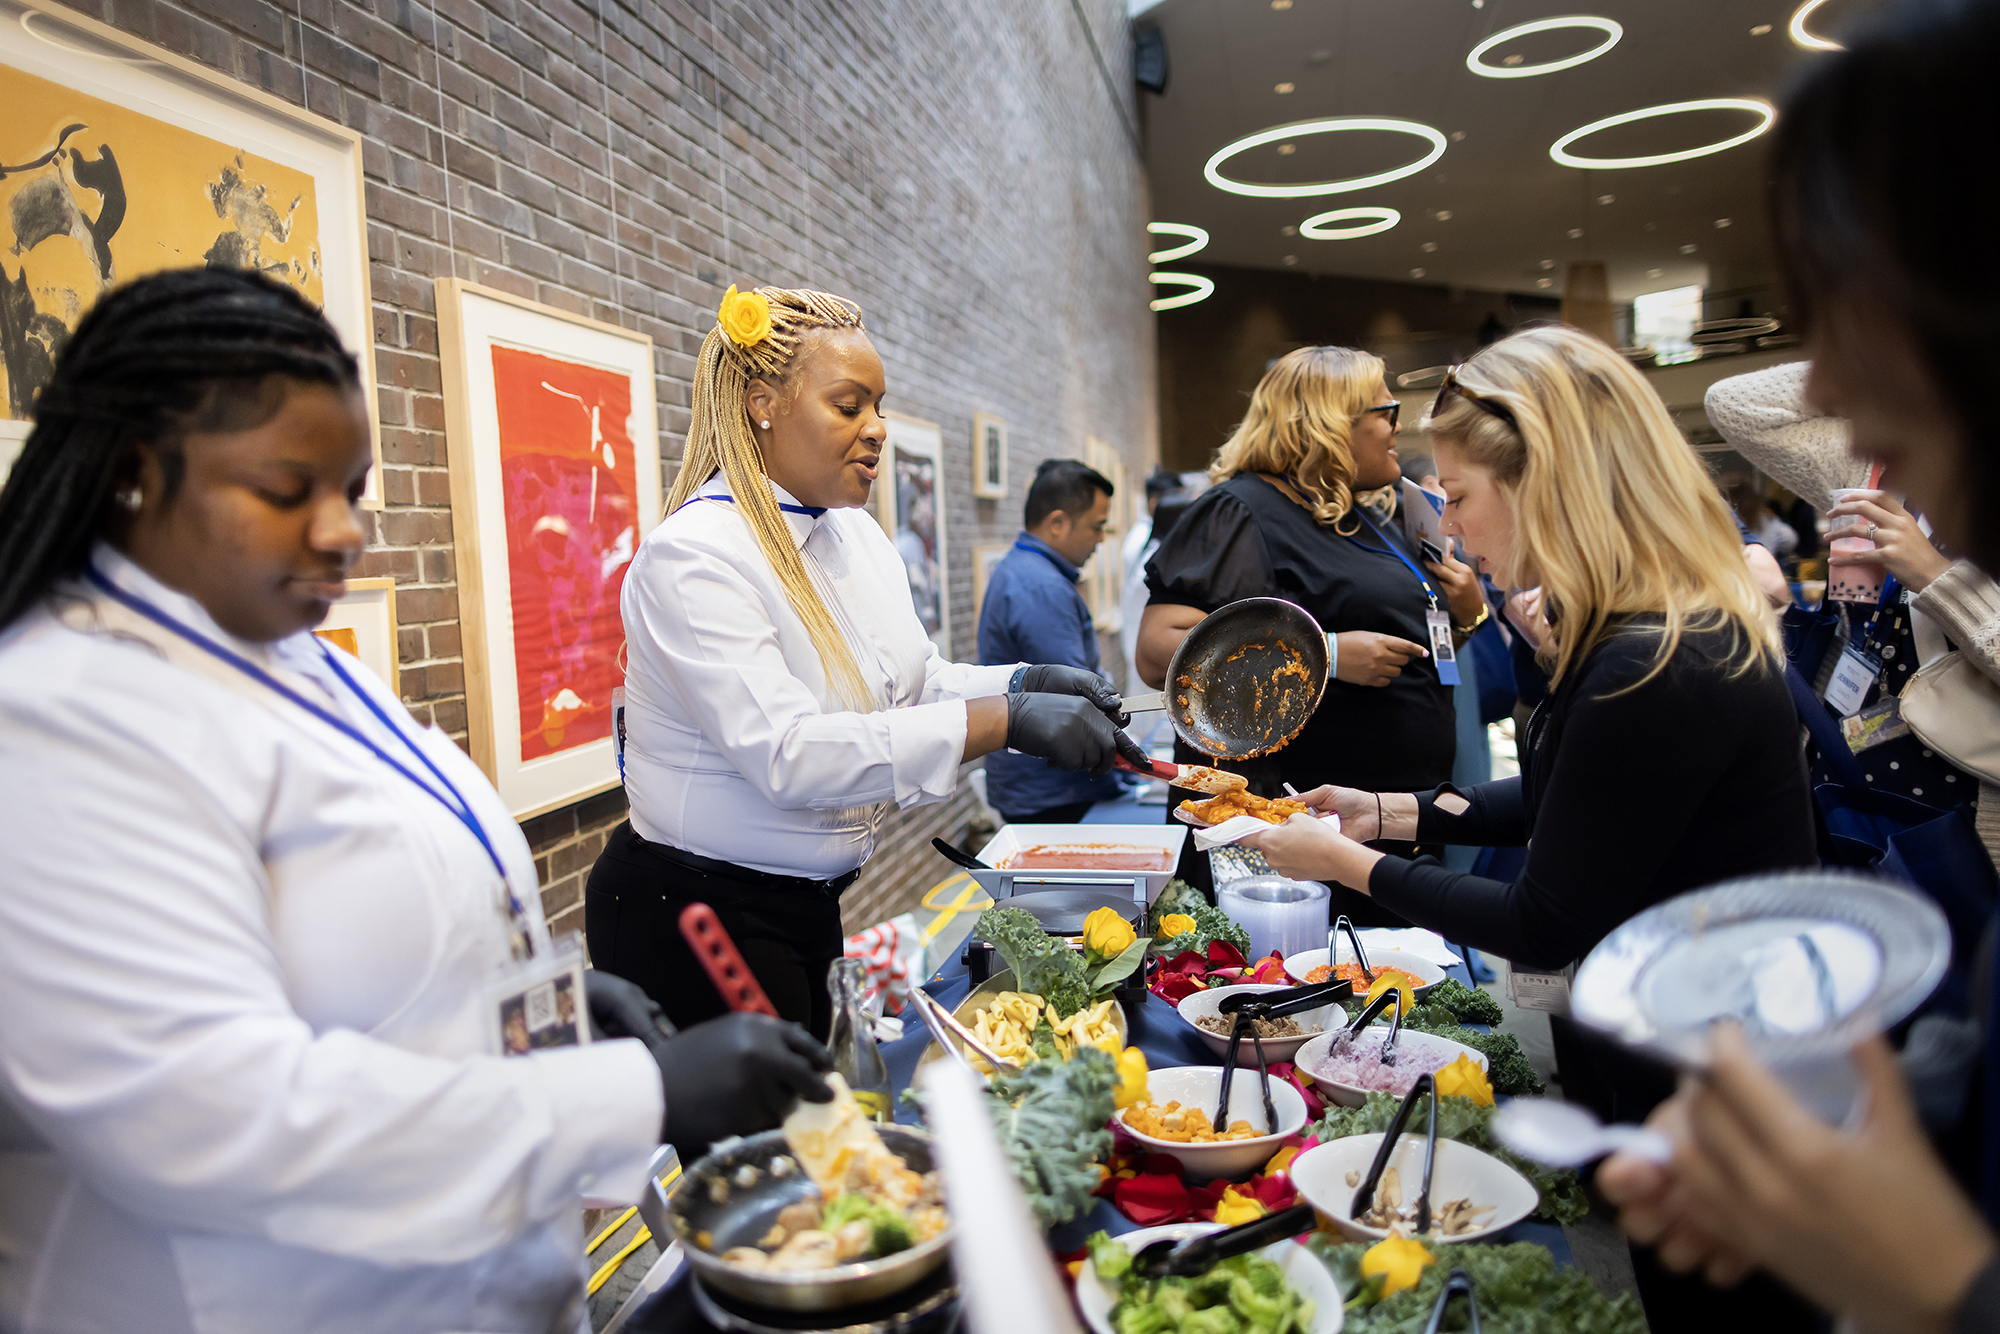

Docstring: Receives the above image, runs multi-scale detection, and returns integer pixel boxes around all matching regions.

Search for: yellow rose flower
[1083,906,1138,959]
[1211,1186,1263,1226]
[716,284,772,348]
[1157,912,1198,939]
[1365,971,1417,1018]
[1432,1053,1494,1108]
[1113,1046,1150,1109]
[1360,1234,1435,1296]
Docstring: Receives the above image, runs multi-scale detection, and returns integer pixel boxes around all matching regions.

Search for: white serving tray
[971,823,1188,905]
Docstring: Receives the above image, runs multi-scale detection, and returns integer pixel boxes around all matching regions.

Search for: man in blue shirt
[979,459,1125,825]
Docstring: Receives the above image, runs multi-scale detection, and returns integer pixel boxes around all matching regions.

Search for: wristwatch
[1451,604,1490,638]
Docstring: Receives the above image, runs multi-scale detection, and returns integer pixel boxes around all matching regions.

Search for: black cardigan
[1369,618,1817,969]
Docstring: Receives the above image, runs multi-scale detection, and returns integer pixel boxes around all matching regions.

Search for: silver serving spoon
[1491,1098,1673,1167]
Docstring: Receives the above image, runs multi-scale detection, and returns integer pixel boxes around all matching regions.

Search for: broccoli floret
[1115,1304,1177,1334]
[817,1192,911,1257]
[1178,1307,1243,1334]
[1088,1230,1133,1282]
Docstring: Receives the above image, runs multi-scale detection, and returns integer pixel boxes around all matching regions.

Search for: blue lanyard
[84,569,529,940]
[1861,573,1903,645]
[1339,507,1440,611]
[671,493,827,518]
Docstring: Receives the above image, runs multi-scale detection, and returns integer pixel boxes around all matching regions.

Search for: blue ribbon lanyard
[1860,573,1903,648]
[84,569,532,952]
[1338,506,1441,613]
[670,493,827,518]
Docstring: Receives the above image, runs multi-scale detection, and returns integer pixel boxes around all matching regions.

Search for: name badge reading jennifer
[485,931,592,1058]
[1426,609,1462,686]
[1823,644,1881,718]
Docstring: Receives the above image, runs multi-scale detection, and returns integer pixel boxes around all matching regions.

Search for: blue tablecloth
[883,945,1572,1264]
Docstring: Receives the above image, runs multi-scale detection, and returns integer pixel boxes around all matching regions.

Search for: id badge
[485,931,592,1058]
[1426,609,1462,685]
[1507,962,1573,1015]
[1822,644,1881,718]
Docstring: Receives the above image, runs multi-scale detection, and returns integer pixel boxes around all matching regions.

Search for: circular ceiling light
[1149,272,1215,312]
[1549,98,1776,169]
[1298,206,1400,239]
[1204,118,1448,198]
[1466,16,1622,79]
[1146,222,1210,263]
[1789,0,1843,50]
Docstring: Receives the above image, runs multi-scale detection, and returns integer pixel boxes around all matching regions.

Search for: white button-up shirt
[0,548,662,1334]
[621,471,1018,879]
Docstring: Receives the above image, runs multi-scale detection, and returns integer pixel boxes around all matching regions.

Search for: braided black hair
[0,266,360,632]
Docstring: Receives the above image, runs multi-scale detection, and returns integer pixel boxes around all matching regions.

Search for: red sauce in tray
[1000,845,1173,871]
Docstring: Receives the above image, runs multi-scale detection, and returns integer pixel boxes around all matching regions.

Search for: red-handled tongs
[678,903,778,1017]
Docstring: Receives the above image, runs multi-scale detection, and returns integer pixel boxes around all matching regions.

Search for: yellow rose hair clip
[717,284,773,349]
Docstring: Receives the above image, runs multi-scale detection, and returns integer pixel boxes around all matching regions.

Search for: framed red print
[436,280,660,819]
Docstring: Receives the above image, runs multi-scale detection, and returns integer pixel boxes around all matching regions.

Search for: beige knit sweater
[1707,362,2000,870]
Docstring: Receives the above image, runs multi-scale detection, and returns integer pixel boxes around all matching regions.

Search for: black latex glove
[585,969,677,1049]
[1017,663,1129,726]
[1006,692,1152,779]
[655,1013,834,1158]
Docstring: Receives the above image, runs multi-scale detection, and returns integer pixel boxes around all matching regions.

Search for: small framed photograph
[877,412,951,655]
[313,577,399,697]
[972,542,1011,626]
[972,412,1008,500]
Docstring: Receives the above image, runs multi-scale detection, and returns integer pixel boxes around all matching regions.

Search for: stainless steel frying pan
[1124,597,1330,761]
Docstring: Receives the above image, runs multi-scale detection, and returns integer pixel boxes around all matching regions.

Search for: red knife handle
[1115,753,1179,781]
[678,903,779,1017]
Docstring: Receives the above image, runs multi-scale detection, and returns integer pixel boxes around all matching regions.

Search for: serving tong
[1215,976,1355,1017]
[1351,1071,1442,1236]
[1422,1268,1482,1334]
[906,986,1020,1075]
[1213,1010,1280,1135]
[1330,913,1374,987]
[1129,1203,1319,1280]
[1339,984,1408,1066]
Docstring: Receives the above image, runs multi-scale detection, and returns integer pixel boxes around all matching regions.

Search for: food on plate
[1000,844,1174,871]
[1178,789,1310,826]
[1172,763,1249,796]
[1193,1011,1310,1040]
[1086,1229,1317,1334]
[1121,1099,1261,1143]
[1353,1164,1495,1236]
[1305,1032,1459,1097]
[1302,962,1427,997]
[716,1075,948,1273]
[986,1045,1118,1226]
[966,991,1121,1072]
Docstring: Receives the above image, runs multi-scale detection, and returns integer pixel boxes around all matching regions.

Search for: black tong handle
[1331,913,1373,985]
[1135,1203,1320,1279]
[1217,976,1354,1017]
[1423,1269,1481,1334]
[1346,984,1407,1063]
[1214,1010,1278,1135]
[1351,1071,1440,1236]
[930,836,992,872]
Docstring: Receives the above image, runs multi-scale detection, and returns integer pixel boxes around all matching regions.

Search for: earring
[760,420,772,430]
[117,486,142,512]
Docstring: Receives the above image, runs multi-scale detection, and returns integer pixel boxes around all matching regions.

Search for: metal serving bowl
[668,1125,953,1314]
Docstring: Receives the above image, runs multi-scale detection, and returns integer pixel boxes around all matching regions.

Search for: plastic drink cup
[1826,487,1885,602]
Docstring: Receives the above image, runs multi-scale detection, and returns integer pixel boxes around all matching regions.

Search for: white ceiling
[1135,0,1875,303]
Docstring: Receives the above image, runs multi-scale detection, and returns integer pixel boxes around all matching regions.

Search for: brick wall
[65,0,1157,941]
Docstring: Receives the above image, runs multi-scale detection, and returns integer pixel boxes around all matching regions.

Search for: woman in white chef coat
[0,269,835,1334]
[586,285,1145,1037]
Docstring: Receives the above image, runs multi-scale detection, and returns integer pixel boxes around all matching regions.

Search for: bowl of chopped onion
[1113,1064,1309,1182]
[1292,1028,1488,1108]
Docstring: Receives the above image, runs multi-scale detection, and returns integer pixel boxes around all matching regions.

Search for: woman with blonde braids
[1136,345,1483,906]
[1246,325,1815,1112]
[586,286,1142,1036]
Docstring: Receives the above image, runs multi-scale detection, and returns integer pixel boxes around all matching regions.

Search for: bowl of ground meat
[1176,984,1341,1062]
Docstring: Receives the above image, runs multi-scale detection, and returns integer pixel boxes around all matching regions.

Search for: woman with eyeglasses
[1136,346,1484,906]
[1244,326,1816,1106]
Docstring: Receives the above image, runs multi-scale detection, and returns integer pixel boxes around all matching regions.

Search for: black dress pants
[584,822,846,1041]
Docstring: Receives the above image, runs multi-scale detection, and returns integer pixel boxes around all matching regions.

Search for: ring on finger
[1867,521,1878,540]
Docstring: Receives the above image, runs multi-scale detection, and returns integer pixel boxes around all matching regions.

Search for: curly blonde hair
[1210,345,1385,526]
[666,286,874,709]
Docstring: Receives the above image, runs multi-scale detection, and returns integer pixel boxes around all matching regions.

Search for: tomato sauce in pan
[1000,845,1173,871]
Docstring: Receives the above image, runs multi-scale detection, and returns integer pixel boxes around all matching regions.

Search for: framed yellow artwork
[0,0,378,499]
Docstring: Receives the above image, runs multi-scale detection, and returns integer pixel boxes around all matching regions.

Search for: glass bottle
[827,957,894,1122]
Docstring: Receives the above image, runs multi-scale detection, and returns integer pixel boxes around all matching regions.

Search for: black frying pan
[1124,597,1330,760]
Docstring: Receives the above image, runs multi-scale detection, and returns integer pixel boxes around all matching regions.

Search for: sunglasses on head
[1361,400,1401,431]
[1430,367,1517,429]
